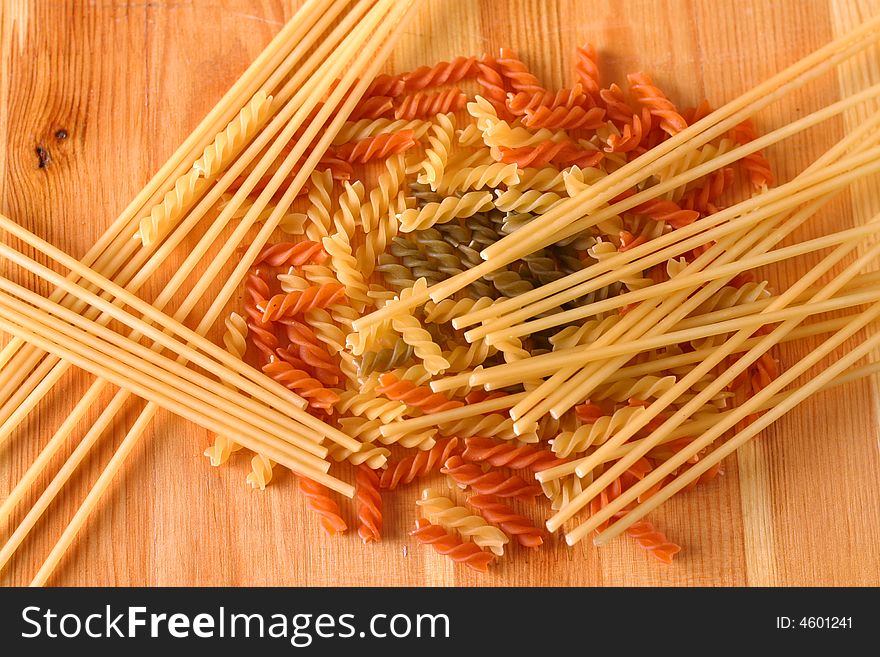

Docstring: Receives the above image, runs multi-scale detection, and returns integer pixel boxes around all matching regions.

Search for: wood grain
[1,0,879,586]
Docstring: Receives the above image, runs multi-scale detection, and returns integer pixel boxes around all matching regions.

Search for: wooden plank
[0,0,878,586]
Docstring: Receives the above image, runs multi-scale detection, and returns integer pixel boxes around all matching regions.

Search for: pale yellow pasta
[277,272,310,293]
[417,492,509,555]
[438,413,539,443]
[332,180,365,242]
[327,439,390,469]
[137,91,274,247]
[335,389,407,423]
[323,232,371,311]
[591,375,678,402]
[654,138,735,200]
[423,296,495,324]
[361,155,407,233]
[246,454,275,490]
[457,121,483,147]
[446,148,494,169]
[303,308,347,354]
[493,188,564,213]
[418,112,456,188]
[511,166,568,192]
[304,169,335,242]
[333,117,430,145]
[589,240,651,291]
[397,191,494,233]
[337,416,384,442]
[391,281,449,374]
[217,195,306,234]
[203,312,248,467]
[435,162,520,194]
[379,426,437,450]
[356,191,401,279]
[549,316,622,351]
[551,405,648,457]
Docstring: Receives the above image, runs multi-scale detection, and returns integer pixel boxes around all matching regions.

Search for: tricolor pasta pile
[213,46,780,570]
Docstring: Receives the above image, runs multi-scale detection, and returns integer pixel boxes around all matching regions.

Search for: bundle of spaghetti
[461,436,563,472]
[552,240,880,544]
[356,464,383,543]
[466,494,544,548]
[0,0,420,586]
[403,56,479,91]
[375,373,462,413]
[417,491,509,555]
[0,284,337,471]
[203,312,248,467]
[332,130,418,163]
[0,1,355,447]
[393,88,467,119]
[397,191,494,232]
[410,518,495,572]
[441,455,542,501]
[575,44,602,102]
[729,118,774,190]
[299,477,348,536]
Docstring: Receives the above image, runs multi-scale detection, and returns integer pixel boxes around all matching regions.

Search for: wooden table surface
[1,0,879,587]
